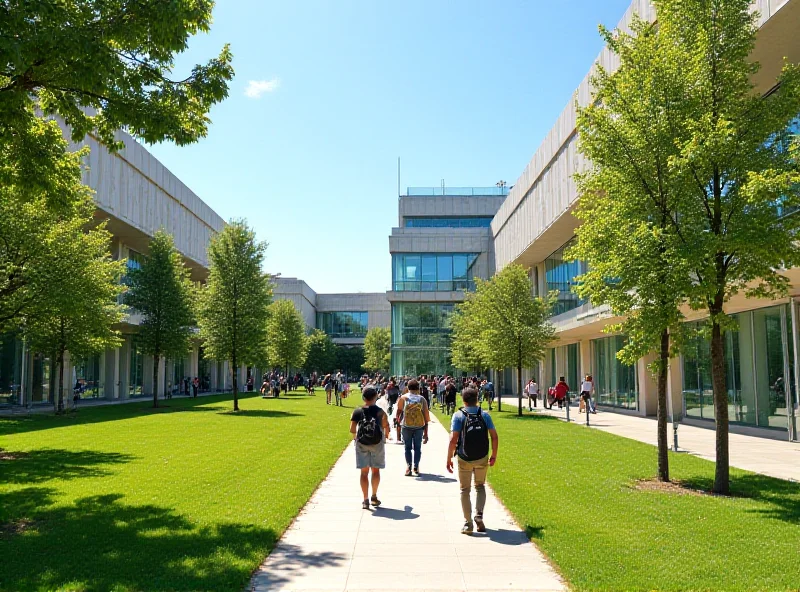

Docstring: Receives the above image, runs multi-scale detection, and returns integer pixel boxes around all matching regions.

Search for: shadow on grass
[0,489,279,592]
[680,473,800,524]
[220,410,302,418]
[0,448,134,485]
[524,525,545,540]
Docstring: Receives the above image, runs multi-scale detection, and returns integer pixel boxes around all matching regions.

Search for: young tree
[334,345,365,379]
[1,0,234,179]
[450,298,486,375]
[23,196,125,413]
[125,231,195,408]
[363,327,391,373]
[267,299,308,378]
[197,221,272,412]
[471,265,555,416]
[657,0,800,494]
[303,329,336,375]
[570,13,695,482]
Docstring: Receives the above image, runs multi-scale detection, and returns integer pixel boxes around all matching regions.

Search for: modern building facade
[387,187,507,376]
[0,126,241,408]
[491,0,800,441]
[272,277,390,346]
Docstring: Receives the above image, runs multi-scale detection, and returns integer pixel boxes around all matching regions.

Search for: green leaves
[363,327,391,372]
[266,300,308,372]
[451,264,555,374]
[125,230,195,361]
[303,329,336,375]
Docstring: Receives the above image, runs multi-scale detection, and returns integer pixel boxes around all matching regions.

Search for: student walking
[481,379,495,410]
[551,376,569,409]
[446,387,499,535]
[324,374,334,405]
[444,378,458,415]
[526,378,539,411]
[350,386,391,509]
[580,374,596,414]
[396,378,430,477]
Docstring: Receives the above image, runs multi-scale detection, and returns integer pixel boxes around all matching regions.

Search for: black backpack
[456,407,490,462]
[356,408,382,446]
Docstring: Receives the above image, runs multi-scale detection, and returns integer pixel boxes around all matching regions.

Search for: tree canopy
[125,231,195,407]
[267,299,308,374]
[197,220,272,411]
[303,329,336,376]
[363,327,391,373]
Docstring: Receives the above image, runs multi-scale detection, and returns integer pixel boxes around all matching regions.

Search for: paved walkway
[249,407,565,592]
[531,400,800,482]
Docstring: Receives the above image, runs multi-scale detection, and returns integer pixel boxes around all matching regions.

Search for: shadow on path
[368,505,420,521]
[251,543,349,591]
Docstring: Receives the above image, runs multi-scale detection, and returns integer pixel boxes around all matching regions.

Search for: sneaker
[461,520,473,535]
[362,499,370,510]
[405,466,412,477]
[474,515,486,533]
[370,495,381,507]
[413,467,420,477]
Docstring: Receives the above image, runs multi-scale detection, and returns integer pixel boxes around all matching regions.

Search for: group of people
[349,376,500,536]
[357,373,496,413]
[322,371,350,406]
[259,371,314,398]
[541,375,597,413]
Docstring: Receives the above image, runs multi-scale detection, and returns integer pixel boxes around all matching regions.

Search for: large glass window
[545,344,580,397]
[0,333,23,405]
[591,336,638,409]
[683,304,795,432]
[391,303,455,376]
[405,217,493,228]
[316,312,369,339]
[129,337,143,397]
[545,239,588,316]
[393,253,478,292]
[75,354,102,399]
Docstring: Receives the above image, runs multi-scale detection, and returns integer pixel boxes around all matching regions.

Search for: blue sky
[148,0,632,294]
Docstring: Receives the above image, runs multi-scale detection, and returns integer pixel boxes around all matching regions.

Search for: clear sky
[148,0,633,295]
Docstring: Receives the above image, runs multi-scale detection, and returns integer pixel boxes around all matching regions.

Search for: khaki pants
[457,456,488,522]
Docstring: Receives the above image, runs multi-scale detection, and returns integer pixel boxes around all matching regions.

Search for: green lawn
[434,403,800,592]
[0,390,357,592]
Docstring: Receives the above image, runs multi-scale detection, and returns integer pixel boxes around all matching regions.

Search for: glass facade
[591,336,638,409]
[317,311,369,339]
[392,253,478,292]
[75,354,102,399]
[546,343,580,396]
[545,239,588,316]
[0,333,23,405]
[129,337,144,397]
[683,304,796,431]
[404,217,493,228]
[391,303,455,376]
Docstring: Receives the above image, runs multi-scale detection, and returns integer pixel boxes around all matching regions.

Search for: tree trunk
[51,351,58,414]
[497,369,502,412]
[57,349,65,414]
[517,344,523,417]
[710,318,729,494]
[152,354,159,408]
[232,355,239,412]
[657,328,670,482]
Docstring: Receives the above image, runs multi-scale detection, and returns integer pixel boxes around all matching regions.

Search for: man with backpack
[446,387,499,535]
[350,386,391,510]
[395,378,430,477]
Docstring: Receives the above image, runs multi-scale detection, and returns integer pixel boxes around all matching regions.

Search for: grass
[0,389,358,592]
[432,402,800,592]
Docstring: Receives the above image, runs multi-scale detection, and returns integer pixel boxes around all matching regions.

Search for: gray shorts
[355,441,386,469]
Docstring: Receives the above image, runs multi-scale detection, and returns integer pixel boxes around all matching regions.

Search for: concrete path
[249,407,565,592]
[533,401,800,482]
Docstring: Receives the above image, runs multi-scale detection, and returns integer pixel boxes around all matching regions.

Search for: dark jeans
[401,427,424,468]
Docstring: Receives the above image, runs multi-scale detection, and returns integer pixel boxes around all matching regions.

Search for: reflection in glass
[591,336,637,409]
[545,239,588,316]
[393,253,478,292]
[391,303,455,376]
[316,312,369,339]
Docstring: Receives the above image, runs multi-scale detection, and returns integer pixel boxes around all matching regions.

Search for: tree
[197,221,272,412]
[334,345,365,379]
[570,12,695,482]
[23,196,125,413]
[125,231,195,408]
[303,329,336,375]
[648,0,800,494]
[457,265,556,416]
[0,0,234,180]
[450,298,486,375]
[363,327,391,373]
[267,300,308,377]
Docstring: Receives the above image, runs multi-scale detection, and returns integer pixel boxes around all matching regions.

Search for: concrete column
[62,351,73,396]
[143,354,154,397]
[579,339,592,383]
[118,336,131,400]
[190,346,199,378]
[103,347,119,400]
[158,356,167,397]
[638,354,658,416]
[667,357,683,421]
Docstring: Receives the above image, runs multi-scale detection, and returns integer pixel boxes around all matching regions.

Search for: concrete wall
[399,195,506,227]
[273,277,318,329]
[316,293,391,332]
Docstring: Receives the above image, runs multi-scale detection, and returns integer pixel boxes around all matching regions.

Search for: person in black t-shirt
[444,379,458,415]
[350,387,391,509]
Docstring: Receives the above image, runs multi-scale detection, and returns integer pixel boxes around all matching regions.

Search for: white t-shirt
[581,380,593,393]
[527,382,539,395]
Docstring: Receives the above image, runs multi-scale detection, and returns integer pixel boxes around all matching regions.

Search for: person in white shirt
[525,379,540,411]
[580,374,596,414]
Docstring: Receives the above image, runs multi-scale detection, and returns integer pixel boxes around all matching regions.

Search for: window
[591,336,638,409]
[392,253,478,292]
[390,303,455,376]
[545,239,588,316]
[405,217,493,228]
[316,312,369,339]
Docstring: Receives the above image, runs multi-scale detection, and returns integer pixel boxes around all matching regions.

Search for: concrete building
[388,187,507,376]
[492,0,800,441]
[0,127,243,407]
[272,277,390,346]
